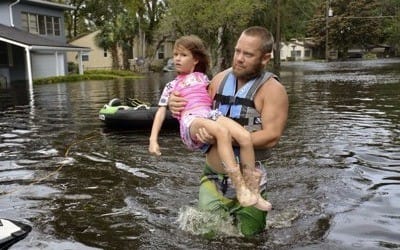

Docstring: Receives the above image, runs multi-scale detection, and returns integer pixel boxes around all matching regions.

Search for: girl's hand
[196,127,215,144]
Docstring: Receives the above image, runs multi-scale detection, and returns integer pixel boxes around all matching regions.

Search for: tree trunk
[111,45,120,69]
[215,26,224,75]
[273,0,281,69]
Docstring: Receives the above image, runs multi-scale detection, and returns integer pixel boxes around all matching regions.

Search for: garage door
[31,53,65,79]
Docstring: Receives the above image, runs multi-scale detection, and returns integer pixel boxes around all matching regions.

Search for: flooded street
[1,59,399,249]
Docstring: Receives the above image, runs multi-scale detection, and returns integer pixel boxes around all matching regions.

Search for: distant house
[0,0,90,87]
[67,31,174,72]
[280,38,315,61]
[368,44,393,58]
[67,30,122,71]
[133,36,175,71]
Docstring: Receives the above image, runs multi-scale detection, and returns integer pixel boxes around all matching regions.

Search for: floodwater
[1,59,399,250]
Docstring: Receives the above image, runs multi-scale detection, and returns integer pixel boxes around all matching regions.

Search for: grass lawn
[33,69,143,85]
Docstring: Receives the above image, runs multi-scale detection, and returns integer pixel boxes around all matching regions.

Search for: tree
[250,0,319,66]
[269,0,320,41]
[63,0,86,39]
[307,0,386,59]
[381,0,400,56]
[87,0,134,69]
[159,0,269,73]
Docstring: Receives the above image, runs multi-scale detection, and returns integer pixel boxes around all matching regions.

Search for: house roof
[21,0,76,10]
[0,24,90,51]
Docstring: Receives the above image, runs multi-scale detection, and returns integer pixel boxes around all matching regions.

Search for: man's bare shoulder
[255,76,288,106]
[209,68,231,95]
[262,76,286,93]
[211,68,231,83]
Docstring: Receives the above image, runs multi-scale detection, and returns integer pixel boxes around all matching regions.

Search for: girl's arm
[149,106,167,156]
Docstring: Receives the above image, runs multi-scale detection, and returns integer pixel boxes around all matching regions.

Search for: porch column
[25,46,35,113]
[78,51,84,75]
[25,47,33,89]
[55,51,59,76]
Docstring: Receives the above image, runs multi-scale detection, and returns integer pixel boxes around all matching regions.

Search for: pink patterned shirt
[158,72,213,150]
[158,72,212,121]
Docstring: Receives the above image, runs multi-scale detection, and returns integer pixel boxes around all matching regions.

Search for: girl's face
[173,45,198,74]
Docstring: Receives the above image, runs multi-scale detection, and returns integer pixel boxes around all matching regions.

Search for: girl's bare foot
[242,164,272,211]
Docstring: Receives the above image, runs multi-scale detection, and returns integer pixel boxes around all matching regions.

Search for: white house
[280,38,315,61]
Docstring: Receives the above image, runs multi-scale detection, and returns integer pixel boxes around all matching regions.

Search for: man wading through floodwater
[169,26,289,237]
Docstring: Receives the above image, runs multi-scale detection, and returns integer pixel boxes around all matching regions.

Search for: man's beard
[232,61,264,82]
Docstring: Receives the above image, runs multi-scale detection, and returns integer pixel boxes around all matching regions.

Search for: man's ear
[261,53,271,66]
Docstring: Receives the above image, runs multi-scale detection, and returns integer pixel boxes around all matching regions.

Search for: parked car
[163,58,175,72]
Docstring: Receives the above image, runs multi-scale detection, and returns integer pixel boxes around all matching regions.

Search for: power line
[307,15,396,22]
[337,15,396,19]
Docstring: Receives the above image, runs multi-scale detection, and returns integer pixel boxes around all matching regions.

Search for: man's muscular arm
[251,78,288,149]
[167,91,187,116]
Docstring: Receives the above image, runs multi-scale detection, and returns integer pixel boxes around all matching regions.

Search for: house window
[290,50,301,58]
[304,50,311,58]
[157,44,165,60]
[29,13,38,34]
[104,48,107,57]
[21,12,29,31]
[38,15,46,35]
[21,12,61,36]
[46,16,53,35]
[0,42,12,66]
[53,17,60,36]
[82,54,89,61]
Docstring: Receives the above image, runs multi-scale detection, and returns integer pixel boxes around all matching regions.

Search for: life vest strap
[232,117,259,126]
[214,93,255,108]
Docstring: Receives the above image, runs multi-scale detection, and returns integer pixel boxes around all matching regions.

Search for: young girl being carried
[149,35,271,211]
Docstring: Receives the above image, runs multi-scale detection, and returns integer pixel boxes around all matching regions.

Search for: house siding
[11,3,67,43]
[0,2,11,26]
[67,31,116,70]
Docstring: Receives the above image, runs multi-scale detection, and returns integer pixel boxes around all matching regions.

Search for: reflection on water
[0,60,399,249]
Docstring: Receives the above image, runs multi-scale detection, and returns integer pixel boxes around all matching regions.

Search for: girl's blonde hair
[174,35,209,73]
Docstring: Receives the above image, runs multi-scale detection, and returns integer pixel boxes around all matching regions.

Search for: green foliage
[381,0,400,55]
[307,0,399,59]
[65,0,166,70]
[68,62,78,74]
[160,0,269,71]
[280,0,320,40]
[64,0,400,65]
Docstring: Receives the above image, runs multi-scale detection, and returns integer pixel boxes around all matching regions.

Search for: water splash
[176,206,241,237]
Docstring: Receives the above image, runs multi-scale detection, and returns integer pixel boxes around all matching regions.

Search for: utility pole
[325,0,333,61]
[273,0,281,69]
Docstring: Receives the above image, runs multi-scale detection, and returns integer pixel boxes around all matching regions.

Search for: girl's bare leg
[190,118,258,207]
[214,116,272,211]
